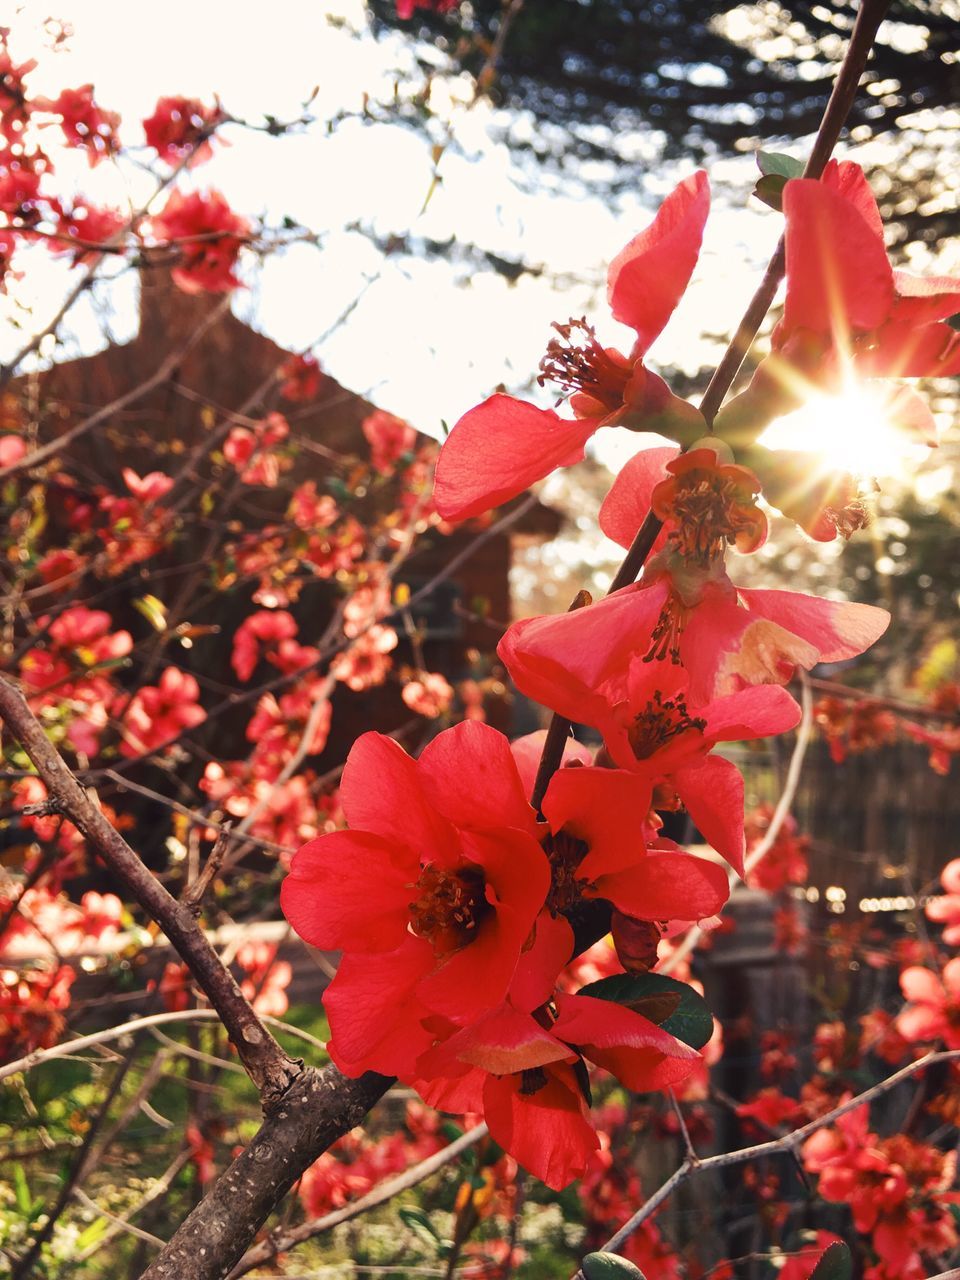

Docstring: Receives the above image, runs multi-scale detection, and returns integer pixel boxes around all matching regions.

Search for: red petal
[740,589,890,663]
[510,911,574,1013]
[782,178,893,338]
[416,827,550,1020]
[434,394,596,522]
[498,581,668,727]
[416,720,538,838]
[444,1003,575,1075]
[340,733,458,864]
[865,318,960,379]
[325,938,435,1077]
[510,731,593,799]
[280,830,414,951]
[552,991,698,1091]
[588,847,730,921]
[414,1065,486,1113]
[483,1064,598,1189]
[820,159,884,239]
[607,171,710,350]
[891,270,960,325]
[673,755,745,875]
[543,766,653,879]
[599,445,679,549]
[700,684,802,741]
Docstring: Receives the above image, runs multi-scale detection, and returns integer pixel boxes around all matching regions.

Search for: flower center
[655,466,766,565]
[519,1066,548,1096]
[643,591,689,664]
[543,828,590,916]
[627,690,706,760]
[823,497,870,540]
[537,317,630,413]
[408,864,491,958]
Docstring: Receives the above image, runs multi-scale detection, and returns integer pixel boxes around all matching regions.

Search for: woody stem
[529,0,892,809]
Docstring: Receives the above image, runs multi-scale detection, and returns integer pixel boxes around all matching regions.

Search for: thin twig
[0,1009,222,1083]
[598,1047,958,1256]
[228,1124,489,1279]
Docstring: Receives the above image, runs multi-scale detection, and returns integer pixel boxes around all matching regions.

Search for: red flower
[539,765,731,924]
[52,200,125,264]
[745,805,810,892]
[902,718,960,776]
[39,85,120,164]
[897,960,960,1048]
[362,409,417,476]
[433,173,710,521]
[98,469,175,572]
[403,671,454,718]
[506,761,730,1009]
[717,161,960,439]
[414,994,698,1189]
[117,666,207,758]
[280,723,550,1075]
[231,609,299,681]
[0,41,36,144]
[397,0,460,17]
[500,570,888,713]
[150,189,249,294]
[143,95,220,164]
[925,858,960,945]
[224,412,289,485]
[279,352,323,401]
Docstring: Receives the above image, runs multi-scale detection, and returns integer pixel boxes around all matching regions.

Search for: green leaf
[578,973,714,1050]
[753,173,788,212]
[808,1243,853,1280]
[399,1206,444,1252]
[76,1215,111,1250]
[582,1251,647,1280]
[757,150,805,179]
[13,1164,31,1216]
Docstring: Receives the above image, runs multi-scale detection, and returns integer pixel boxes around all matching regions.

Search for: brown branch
[140,1065,393,1280]
[0,677,300,1107]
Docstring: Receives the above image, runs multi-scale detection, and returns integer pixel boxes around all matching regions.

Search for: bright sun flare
[758,384,929,480]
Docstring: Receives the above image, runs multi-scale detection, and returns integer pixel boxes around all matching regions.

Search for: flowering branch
[594,1048,960,1260]
[530,0,891,804]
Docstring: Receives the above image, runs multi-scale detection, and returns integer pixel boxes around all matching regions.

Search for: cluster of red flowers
[813,679,960,776]
[803,1107,960,1280]
[0,884,122,1060]
[278,165,927,1189]
[0,32,247,299]
[744,805,810,894]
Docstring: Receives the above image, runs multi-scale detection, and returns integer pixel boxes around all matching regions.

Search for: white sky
[3,1,957,486]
